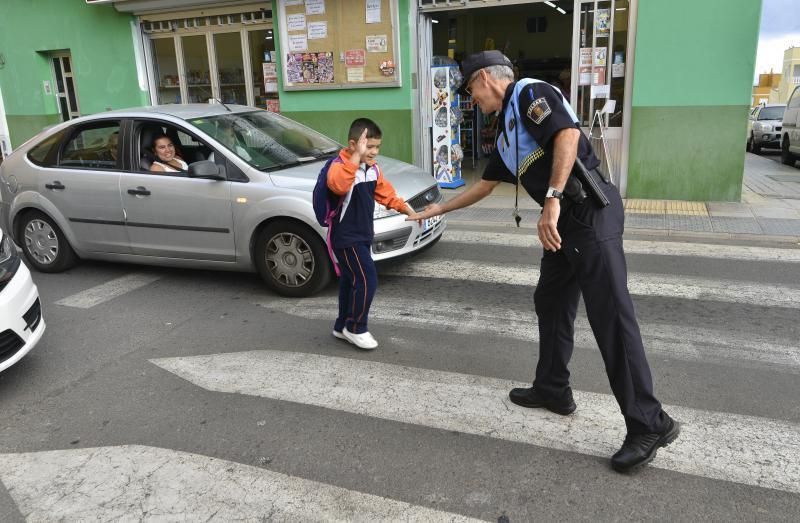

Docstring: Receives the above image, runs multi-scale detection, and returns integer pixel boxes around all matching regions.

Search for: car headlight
[373,204,400,219]
[761,124,773,132]
[0,233,21,288]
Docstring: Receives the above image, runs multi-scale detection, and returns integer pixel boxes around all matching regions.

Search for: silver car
[746,103,785,154]
[0,105,445,297]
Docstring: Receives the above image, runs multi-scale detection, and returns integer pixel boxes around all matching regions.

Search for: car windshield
[758,106,785,120]
[189,111,340,171]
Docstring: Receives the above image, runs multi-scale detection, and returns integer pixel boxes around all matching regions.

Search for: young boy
[327,118,419,350]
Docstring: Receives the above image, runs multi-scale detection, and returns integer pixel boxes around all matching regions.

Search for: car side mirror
[188,160,225,180]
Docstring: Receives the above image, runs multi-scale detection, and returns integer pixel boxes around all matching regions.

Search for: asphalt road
[1,223,799,521]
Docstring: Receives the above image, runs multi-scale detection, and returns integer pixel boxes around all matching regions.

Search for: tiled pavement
[449,152,800,242]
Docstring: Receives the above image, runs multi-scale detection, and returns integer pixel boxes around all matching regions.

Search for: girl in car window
[150,134,188,173]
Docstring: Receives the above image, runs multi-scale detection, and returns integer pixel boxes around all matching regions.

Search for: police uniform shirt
[482,81,600,205]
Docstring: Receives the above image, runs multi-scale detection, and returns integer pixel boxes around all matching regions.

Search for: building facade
[753,72,781,107]
[771,46,800,105]
[0,0,762,202]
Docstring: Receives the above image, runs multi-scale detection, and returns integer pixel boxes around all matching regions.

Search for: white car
[0,227,45,372]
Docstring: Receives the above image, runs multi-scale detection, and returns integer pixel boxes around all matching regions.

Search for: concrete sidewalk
[444,152,800,243]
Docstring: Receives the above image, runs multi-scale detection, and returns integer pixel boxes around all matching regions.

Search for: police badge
[527,97,551,125]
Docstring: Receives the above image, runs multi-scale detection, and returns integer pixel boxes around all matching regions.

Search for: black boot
[611,415,680,473]
[508,386,577,415]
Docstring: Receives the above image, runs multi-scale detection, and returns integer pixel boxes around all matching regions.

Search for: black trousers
[532,170,667,435]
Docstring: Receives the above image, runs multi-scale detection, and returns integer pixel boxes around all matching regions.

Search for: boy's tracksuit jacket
[326,148,408,248]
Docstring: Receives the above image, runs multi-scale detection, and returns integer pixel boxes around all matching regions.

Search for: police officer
[410,51,679,472]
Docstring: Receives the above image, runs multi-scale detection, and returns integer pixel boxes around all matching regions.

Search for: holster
[563,175,587,204]
[573,158,610,207]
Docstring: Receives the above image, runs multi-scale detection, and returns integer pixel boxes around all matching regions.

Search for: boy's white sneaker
[343,328,378,350]
[332,329,346,340]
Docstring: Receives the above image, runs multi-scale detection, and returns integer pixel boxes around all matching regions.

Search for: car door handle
[45,181,65,190]
[127,187,151,196]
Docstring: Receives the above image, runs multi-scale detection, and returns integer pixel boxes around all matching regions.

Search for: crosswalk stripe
[441,230,800,263]
[255,297,800,370]
[0,445,481,522]
[381,259,800,309]
[54,272,162,309]
[150,351,800,494]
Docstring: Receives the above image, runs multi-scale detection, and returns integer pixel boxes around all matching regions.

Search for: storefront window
[248,29,278,111]
[182,35,211,103]
[213,32,247,105]
[153,38,180,104]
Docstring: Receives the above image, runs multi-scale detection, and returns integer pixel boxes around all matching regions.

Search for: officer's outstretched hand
[407,203,444,221]
[538,199,562,252]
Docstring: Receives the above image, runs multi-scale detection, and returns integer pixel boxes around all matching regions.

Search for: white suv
[0,227,45,372]
[781,86,800,166]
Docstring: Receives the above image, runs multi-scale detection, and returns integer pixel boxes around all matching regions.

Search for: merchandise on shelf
[430,59,465,189]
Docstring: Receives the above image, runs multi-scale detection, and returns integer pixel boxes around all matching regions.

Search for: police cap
[459,50,513,94]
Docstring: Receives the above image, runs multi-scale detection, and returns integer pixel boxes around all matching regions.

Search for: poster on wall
[288,34,308,52]
[579,66,592,86]
[307,21,327,39]
[593,67,606,85]
[594,48,607,66]
[366,35,388,53]
[366,0,381,23]
[262,63,278,93]
[305,0,325,15]
[287,13,306,31]
[285,52,335,83]
[595,9,610,36]
[347,67,365,82]
[345,49,366,66]
[579,47,592,67]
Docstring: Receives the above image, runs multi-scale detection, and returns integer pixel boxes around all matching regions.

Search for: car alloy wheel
[24,219,59,266]
[254,220,331,297]
[19,210,78,273]
[265,232,315,288]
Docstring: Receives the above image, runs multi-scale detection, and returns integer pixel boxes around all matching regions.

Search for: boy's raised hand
[355,128,369,157]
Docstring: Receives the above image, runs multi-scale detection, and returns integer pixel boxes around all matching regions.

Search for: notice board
[277,0,401,90]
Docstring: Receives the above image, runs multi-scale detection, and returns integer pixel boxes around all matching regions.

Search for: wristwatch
[545,187,564,200]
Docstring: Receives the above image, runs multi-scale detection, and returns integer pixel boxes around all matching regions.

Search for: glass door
[51,53,80,121]
[182,35,212,103]
[247,28,279,111]
[572,0,629,182]
[213,32,247,105]
[152,38,181,104]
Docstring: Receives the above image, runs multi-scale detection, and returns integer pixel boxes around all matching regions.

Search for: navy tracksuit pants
[533,169,668,435]
[334,243,377,335]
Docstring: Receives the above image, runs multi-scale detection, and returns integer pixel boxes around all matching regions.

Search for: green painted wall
[0,0,147,147]
[627,0,761,201]
[273,0,415,161]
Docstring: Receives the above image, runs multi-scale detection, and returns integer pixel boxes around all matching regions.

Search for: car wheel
[19,210,78,272]
[781,137,797,166]
[254,220,332,297]
[751,136,761,155]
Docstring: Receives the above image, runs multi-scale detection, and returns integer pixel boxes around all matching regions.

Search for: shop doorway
[416,0,632,192]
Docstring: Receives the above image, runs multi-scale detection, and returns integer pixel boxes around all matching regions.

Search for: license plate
[423,215,441,232]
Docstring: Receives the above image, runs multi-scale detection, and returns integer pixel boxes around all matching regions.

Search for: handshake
[404,203,445,224]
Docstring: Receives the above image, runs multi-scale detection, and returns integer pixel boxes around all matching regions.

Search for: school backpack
[311,156,343,276]
[312,156,341,227]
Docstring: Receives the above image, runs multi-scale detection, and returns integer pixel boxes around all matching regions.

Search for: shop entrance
[416,0,632,192]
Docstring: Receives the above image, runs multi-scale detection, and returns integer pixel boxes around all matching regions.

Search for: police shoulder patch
[526,97,552,125]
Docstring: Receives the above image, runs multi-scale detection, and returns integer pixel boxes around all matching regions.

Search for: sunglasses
[464,71,481,96]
